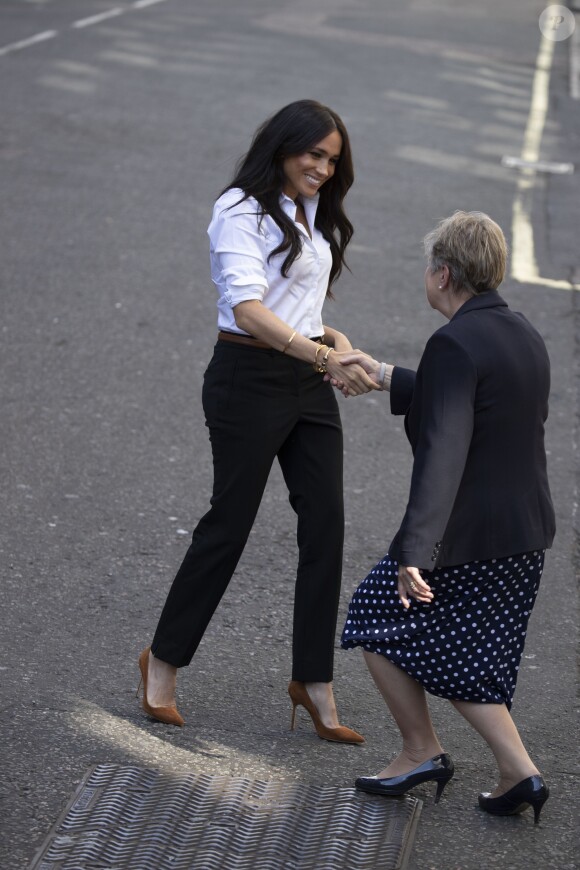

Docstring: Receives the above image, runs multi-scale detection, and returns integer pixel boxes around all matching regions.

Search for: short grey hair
[424,211,508,294]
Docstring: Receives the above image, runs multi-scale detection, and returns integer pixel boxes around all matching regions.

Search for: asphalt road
[1,1,578,867]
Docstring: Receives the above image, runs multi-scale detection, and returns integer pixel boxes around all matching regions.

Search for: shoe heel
[136,676,143,699]
[532,797,547,824]
[434,775,451,804]
[137,647,184,727]
[290,703,297,731]
[478,774,549,821]
[287,681,364,744]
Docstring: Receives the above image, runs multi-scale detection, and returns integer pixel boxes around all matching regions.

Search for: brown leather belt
[218,330,273,349]
[218,330,324,350]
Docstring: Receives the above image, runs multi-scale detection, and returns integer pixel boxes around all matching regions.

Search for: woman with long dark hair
[137,100,375,741]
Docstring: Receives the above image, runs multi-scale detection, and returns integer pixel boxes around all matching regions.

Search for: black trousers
[151,340,344,682]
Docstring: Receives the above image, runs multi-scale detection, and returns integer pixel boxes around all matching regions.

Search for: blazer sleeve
[395,332,477,568]
[390,366,416,415]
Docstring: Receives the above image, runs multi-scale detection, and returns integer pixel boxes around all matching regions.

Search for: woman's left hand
[398,565,434,609]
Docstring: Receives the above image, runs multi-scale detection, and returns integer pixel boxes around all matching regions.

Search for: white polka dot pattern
[341,551,544,709]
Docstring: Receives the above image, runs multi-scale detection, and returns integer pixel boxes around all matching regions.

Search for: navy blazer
[388,291,556,569]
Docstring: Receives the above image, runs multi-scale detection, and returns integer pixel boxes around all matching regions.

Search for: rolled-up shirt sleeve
[210,200,270,307]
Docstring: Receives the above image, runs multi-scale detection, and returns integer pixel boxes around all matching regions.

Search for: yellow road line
[511,35,579,291]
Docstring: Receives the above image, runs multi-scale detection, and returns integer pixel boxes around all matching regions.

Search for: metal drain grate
[29,764,421,870]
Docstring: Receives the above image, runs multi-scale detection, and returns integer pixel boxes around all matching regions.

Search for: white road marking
[501,155,574,174]
[133,0,167,8]
[510,35,580,291]
[72,8,125,29]
[39,73,97,93]
[0,1,169,56]
[0,29,56,57]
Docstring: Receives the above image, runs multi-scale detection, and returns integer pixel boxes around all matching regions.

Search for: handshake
[323,350,393,398]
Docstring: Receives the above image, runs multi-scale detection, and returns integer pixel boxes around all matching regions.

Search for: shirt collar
[279,191,320,221]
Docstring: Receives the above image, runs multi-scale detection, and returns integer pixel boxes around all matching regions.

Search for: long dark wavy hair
[222,100,354,294]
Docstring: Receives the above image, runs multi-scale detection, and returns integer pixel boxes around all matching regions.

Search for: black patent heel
[356,753,454,802]
[532,801,545,824]
[434,773,453,804]
[478,775,549,823]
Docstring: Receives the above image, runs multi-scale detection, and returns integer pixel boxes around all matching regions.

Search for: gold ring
[409,581,417,591]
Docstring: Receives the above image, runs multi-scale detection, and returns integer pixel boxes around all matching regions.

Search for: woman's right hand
[325,350,379,396]
[398,565,434,609]
[325,350,382,396]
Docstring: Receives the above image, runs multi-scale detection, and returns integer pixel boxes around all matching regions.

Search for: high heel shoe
[478,775,549,824]
[137,647,184,726]
[288,681,364,744]
[355,753,454,803]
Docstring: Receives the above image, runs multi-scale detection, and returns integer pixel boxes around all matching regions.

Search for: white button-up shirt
[208,187,332,337]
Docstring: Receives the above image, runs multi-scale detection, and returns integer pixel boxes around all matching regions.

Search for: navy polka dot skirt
[341,550,544,710]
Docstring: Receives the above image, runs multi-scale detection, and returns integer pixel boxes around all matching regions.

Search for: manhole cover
[30,764,421,869]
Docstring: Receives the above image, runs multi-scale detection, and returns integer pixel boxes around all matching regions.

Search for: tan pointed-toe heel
[288,681,364,744]
[137,647,184,727]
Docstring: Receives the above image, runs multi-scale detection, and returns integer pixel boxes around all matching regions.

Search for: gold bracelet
[282,330,297,353]
[313,344,328,371]
[320,346,335,373]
